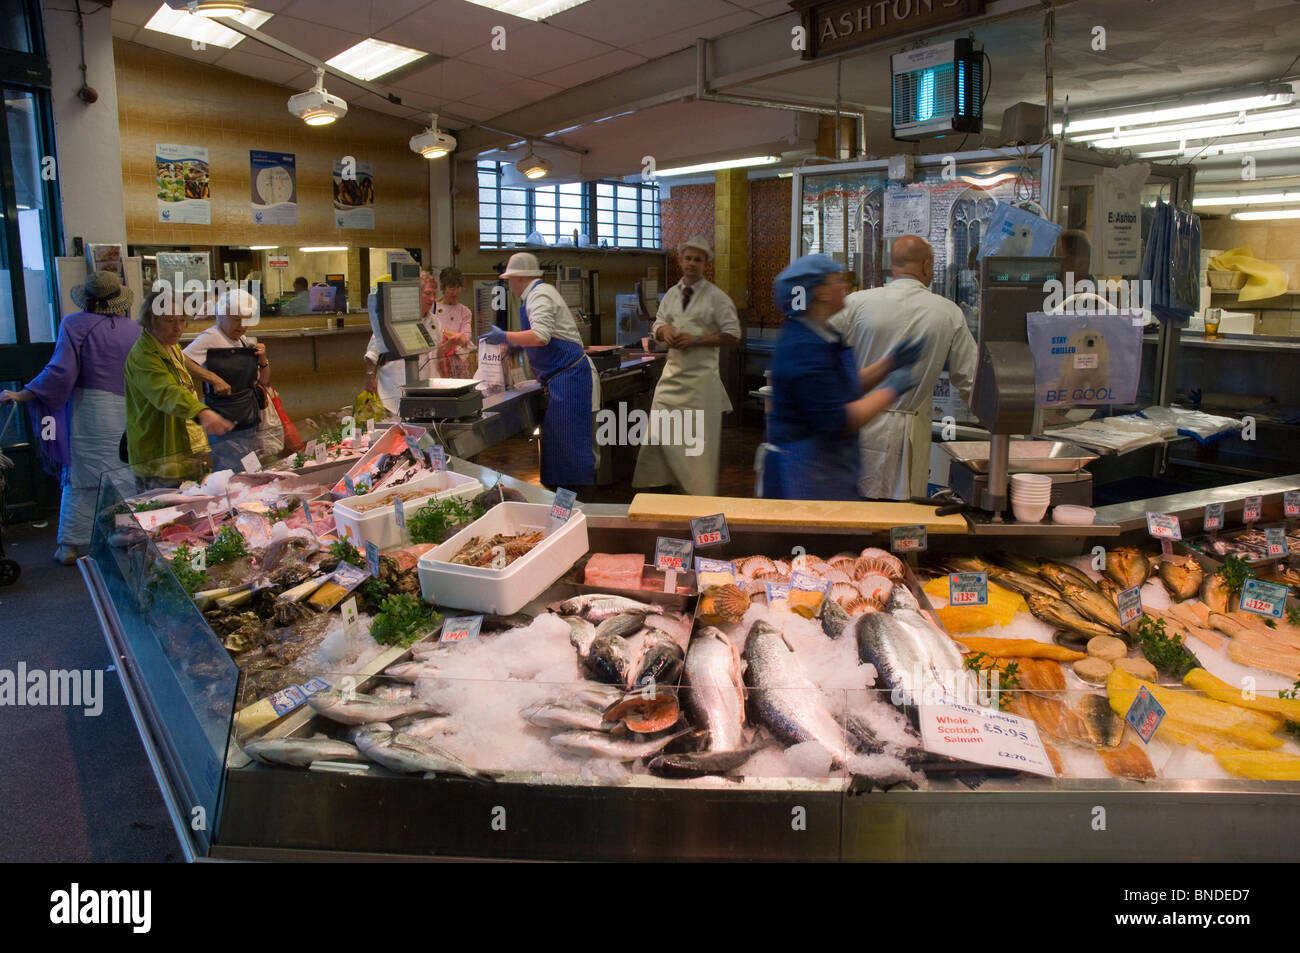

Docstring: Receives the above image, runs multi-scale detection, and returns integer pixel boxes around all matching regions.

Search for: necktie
[681,284,693,310]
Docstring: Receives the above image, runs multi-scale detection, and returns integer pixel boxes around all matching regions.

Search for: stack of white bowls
[1010,473,1053,523]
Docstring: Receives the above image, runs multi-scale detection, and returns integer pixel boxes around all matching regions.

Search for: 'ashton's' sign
[790,0,986,58]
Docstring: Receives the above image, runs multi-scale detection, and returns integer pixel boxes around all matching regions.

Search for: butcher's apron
[858,406,922,500]
[521,297,596,487]
[760,339,860,501]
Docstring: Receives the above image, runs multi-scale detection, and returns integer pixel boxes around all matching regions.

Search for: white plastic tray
[333,470,482,551]
[417,502,589,615]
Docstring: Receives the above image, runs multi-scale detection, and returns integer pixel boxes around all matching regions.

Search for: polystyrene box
[417,502,589,615]
[333,470,483,551]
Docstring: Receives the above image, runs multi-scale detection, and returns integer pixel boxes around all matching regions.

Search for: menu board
[156,142,211,225]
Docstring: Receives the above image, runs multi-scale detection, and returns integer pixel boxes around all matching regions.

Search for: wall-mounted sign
[789,0,986,58]
[333,159,375,230]
[156,142,211,225]
[250,150,297,226]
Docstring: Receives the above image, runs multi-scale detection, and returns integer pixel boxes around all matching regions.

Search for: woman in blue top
[761,254,922,500]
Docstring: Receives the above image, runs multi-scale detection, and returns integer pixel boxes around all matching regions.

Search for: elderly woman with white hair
[182,288,271,472]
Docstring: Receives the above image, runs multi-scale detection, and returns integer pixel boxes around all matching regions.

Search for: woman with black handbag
[182,288,271,472]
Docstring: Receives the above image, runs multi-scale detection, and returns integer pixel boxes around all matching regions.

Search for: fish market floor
[0,520,179,862]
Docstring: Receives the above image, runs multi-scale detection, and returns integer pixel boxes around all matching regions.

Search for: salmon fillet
[1099,738,1157,780]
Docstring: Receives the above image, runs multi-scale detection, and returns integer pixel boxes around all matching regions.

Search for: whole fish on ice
[243,735,363,767]
[306,690,442,725]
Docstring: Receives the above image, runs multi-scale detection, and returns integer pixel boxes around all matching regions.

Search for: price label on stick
[366,418,375,435]
[1243,495,1263,524]
[948,572,988,607]
[240,450,261,474]
[402,433,423,458]
[341,597,360,639]
[314,441,328,464]
[1266,527,1288,558]
[393,496,406,529]
[365,540,380,579]
[1124,685,1166,744]
[189,547,206,572]
[1145,512,1182,541]
[1203,501,1224,533]
[550,488,577,523]
[890,524,927,553]
[1117,585,1143,627]
[428,445,446,472]
[304,439,317,461]
[441,615,483,643]
[691,513,730,548]
[1240,579,1288,619]
[654,537,693,573]
[1286,492,1300,519]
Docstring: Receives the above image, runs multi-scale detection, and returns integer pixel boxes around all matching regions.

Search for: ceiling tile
[743,0,797,15]
[209,49,316,85]
[279,0,434,33]
[257,15,364,60]
[534,48,646,89]
[390,58,521,102]
[379,0,529,59]
[460,78,566,113]
[439,101,502,123]
[110,0,166,27]
[545,0,740,46]
[454,23,616,74]
[625,10,761,58]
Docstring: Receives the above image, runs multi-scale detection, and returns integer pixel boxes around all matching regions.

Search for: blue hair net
[773,254,840,318]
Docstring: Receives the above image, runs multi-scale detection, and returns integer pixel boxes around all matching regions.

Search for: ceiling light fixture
[248,245,279,250]
[1053,85,1294,136]
[462,0,593,23]
[288,67,347,126]
[1193,192,1300,207]
[517,144,552,181]
[326,38,427,82]
[410,113,456,159]
[166,0,248,15]
[299,246,348,252]
[146,3,271,48]
[1074,109,1300,150]
[1230,209,1300,221]
[654,155,781,177]
[1135,133,1300,160]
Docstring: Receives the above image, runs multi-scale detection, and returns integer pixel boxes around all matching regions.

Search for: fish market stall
[83,450,1300,861]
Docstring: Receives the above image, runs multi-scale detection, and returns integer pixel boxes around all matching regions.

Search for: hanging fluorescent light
[1076,109,1300,150]
[1193,192,1300,208]
[165,0,248,14]
[410,113,456,159]
[655,155,781,177]
[326,38,427,82]
[145,4,271,48]
[463,0,593,22]
[517,145,552,181]
[249,245,279,250]
[1136,134,1300,160]
[299,246,348,252]
[1053,85,1294,136]
[1231,209,1300,221]
[288,67,347,126]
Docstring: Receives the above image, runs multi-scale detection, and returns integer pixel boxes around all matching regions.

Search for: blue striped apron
[521,290,595,487]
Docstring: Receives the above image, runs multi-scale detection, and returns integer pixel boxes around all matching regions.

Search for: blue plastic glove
[482,325,508,346]
[890,335,925,370]
[882,367,918,397]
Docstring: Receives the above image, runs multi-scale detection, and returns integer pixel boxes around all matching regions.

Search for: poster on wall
[1092,163,1148,276]
[156,143,210,225]
[883,187,931,239]
[333,159,375,229]
[250,150,297,226]
[155,251,210,287]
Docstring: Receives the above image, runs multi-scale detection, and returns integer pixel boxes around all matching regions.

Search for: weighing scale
[399,378,484,423]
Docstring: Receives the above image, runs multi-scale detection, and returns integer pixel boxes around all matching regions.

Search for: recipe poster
[250,150,297,226]
[156,142,211,225]
[332,158,375,229]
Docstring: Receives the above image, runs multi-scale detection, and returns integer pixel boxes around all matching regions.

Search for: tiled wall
[1201,219,1300,335]
[748,176,792,331]
[661,184,715,287]
[114,40,430,256]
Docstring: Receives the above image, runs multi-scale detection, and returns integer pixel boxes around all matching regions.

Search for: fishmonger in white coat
[632,237,740,496]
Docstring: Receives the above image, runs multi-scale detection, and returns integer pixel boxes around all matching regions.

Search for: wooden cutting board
[626,494,968,534]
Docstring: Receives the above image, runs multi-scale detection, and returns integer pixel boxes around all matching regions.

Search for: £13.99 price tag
[441,615,483,643]
[1243,495,1263,523]
[890,524,927,553]
[1145,512,1182,540]
[917,702,1054,777]
[1204,501,1224,532]
[1117,585,1143,627]
[550,488,576,523]
[690,513,730,548]
[1240,578,1288,619]
[1266,527,1288,558]
[654,537,693,572]
[948,572,988,606]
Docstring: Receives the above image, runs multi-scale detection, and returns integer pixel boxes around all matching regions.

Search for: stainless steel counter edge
[1095,472,1300,532]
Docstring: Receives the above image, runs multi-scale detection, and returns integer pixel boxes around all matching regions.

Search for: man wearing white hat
[485,253,600,487]
[632,236,739,496]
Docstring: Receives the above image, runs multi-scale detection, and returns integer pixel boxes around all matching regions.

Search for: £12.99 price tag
[890,524,927,553]
[1203,501,1224,532]
[1117,585,1143,627]
[654,537,693,572]
[1240,578,1288,619]
[1266,527,1288,558]
[1145,512,1182,540]
[948,572,988,606]
[1243,495,1263,523]
[690,513,730,548]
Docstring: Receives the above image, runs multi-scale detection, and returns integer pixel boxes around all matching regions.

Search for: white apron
[632,283,735,496]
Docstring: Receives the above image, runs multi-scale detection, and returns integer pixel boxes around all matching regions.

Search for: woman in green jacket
[125,289,234,480]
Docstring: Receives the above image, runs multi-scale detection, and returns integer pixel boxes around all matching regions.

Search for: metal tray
[403,378,481,396]
[560,556,697,610]
[940,440,1098,473]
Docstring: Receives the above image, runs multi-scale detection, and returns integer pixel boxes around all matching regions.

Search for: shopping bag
[353,389,387,424]
[268,386,303,452]
[474,340,507,395]
[255,386,285,457]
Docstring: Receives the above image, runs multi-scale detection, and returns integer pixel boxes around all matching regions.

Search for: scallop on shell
[790,554,820,574]
[854,549,905,582]
[830,582,863,609]
[736,555,776,578]
[772,559,792,576]
[856,573,895,608]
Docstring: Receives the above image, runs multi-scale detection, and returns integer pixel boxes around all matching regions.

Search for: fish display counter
[82,455,1300,861]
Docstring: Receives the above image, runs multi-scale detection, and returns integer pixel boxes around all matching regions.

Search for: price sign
[314,441,328,464]
[917,702,1055,777]
[301,498,314,532]
[1117,585,1143,627]
[1266,527,1288,558]
[341,597,360,638]
[948,572,988,607]
[189,546,207,572]
[402,433,423,458]
[134,505,184,532]
[393,496,407,529]
[1124,685,1167,744]
[1240,578,1288,619]
[240,450,262,474]
[690,513,730,548]
[1145,512,1182,541]
[366,418,375,435]
[365,540,380,579]
[890,524,928,553]
[1243,495,1263,524]
[550,488,577,523]
[304,439,317,461]
[441,615,483,643]
[344,474,357,496]
[1286,491,1300,519]
[1203,501,1224,533]
[655,537,693,572]
[428,445,446,471]
[267,684,309,717]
